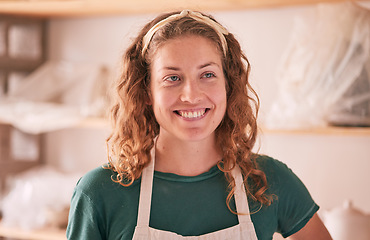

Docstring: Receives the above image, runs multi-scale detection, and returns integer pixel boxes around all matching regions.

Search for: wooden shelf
[0,0,363,18]
[1,117,369,135]
[0,224,66,240]
[0,161,41,176]
[261,125,370,136]
[71,118,370,135]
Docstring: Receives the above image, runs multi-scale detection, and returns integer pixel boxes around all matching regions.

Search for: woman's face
[149,35,227,142]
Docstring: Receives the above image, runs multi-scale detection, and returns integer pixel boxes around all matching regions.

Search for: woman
[67,10,332,239]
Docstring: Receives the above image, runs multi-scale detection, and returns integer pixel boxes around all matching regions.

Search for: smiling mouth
[175,109,209,119]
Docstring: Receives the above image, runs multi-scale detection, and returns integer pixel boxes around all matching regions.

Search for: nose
[179,79,204,104]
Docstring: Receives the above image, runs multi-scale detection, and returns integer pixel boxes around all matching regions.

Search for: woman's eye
[165,75,180,82]
[202,72,216,79]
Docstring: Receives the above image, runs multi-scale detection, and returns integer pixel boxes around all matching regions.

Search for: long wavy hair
[107,11,272,212]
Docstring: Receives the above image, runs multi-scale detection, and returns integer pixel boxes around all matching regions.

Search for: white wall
[45,2,370,216]
[42,127,110,173]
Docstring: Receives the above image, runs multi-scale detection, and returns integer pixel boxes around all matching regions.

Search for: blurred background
[0,0,369,239]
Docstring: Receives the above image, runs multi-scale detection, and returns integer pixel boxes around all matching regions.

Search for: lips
[175,108,209,119]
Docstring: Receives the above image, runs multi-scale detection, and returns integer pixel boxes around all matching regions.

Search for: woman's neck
[154,134,222,176]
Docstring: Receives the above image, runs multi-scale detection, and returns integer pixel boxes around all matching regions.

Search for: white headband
[142,10,229,56]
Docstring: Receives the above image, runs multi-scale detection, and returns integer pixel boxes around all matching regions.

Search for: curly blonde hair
[107,11,272,211]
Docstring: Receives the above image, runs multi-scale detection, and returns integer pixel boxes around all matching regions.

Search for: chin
[177,131,215,143]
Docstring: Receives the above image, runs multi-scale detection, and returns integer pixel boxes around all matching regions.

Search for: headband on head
[141,10,229,56]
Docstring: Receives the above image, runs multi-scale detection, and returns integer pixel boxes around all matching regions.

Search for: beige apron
[132,147,258,240]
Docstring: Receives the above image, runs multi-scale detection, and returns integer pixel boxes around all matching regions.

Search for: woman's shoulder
[76,165,114,188]
[253,154,304,190]
[253,154,289,174]
[74,165,140,197]
[253,155,319,237]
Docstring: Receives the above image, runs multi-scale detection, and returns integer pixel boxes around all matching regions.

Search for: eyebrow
[163,66,180,71]
[162,62,220,71]
[198,62,220,69]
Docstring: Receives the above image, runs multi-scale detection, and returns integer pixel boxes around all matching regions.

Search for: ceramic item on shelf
[321,200,370,240]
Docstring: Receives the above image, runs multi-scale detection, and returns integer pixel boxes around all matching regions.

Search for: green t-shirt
[66,155,318,240]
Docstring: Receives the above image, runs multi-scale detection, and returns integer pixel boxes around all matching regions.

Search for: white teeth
[178,109,206,119]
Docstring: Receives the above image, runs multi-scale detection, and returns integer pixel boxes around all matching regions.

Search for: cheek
[213,84,227,108]
[151,89,176,113]
[216,89,228,120]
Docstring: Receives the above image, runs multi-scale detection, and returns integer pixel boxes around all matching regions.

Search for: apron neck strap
[136,147,156,227]
[231,165,254,224]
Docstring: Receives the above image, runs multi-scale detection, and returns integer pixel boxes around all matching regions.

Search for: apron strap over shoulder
[136,147,156,227]
[232,165,255,225]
